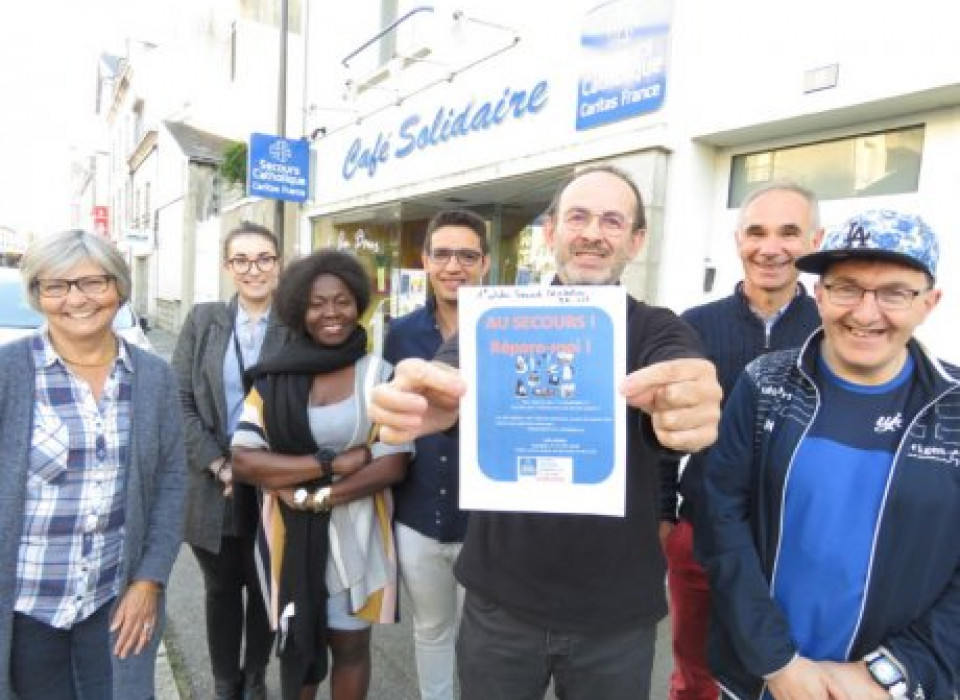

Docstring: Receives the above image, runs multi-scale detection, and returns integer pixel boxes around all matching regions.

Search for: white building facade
[97,43,163,322]
[78,0,308,330]
[302,0,959,360]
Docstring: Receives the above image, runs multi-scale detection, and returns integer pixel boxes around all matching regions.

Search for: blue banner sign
[248,133,310,202]
[576,0,671,131]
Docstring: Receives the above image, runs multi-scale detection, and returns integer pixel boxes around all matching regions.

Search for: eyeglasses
[427,248,485,267]
[34,274,115,298]
[821,282,928,311]
[561,207,633,237]
[227,255,278,273]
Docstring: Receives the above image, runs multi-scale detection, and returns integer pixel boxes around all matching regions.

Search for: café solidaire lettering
[342,80,549,180]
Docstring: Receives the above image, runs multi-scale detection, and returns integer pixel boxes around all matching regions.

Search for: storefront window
[334,226,393,292]
[513,218,556,285]
[729,125,925,206]
[311,217,400,332]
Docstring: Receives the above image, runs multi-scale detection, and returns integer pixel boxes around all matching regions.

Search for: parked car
[112,301,154,351]
[0,267,154,351]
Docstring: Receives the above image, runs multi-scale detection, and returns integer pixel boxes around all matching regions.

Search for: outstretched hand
[369,358,466,444]
[619,357,722,453]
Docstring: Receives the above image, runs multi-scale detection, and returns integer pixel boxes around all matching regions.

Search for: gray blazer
[171,298,290,552]
[0,336,186,700]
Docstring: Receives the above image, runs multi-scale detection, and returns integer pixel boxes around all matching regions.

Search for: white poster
[459,285,627,516]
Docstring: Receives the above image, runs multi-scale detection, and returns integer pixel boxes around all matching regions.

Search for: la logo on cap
[844,222,871,248]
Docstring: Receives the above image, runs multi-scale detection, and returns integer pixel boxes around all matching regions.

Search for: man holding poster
[369,165,722,700]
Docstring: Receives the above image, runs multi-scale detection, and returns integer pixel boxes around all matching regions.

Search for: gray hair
[736,181,821,235]
[21,230,132,310]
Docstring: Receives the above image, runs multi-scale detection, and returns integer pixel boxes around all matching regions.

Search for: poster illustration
[459,285,627,516]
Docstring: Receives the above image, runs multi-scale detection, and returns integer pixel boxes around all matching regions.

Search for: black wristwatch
[314,447,336,476]
[864,650,907,698]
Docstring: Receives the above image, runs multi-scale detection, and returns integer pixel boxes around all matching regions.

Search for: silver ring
[143,623,153,631]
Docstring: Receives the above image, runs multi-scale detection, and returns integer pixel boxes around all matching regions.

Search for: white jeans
[396,522,464,700]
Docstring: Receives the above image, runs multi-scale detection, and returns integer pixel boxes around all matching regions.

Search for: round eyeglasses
[562,207,633,237]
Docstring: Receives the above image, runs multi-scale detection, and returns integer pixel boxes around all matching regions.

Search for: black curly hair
[274,248,371,336]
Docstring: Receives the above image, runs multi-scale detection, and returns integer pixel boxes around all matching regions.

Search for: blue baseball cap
[796,209,939,280]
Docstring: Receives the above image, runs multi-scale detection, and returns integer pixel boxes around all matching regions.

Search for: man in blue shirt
[384,209,489,700]
[698,210,960,700]
[660,182,822,700]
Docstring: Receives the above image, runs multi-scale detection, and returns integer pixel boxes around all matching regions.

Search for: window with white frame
[728,125,924,207]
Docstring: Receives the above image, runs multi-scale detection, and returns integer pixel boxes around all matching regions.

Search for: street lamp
[275,0,289,253]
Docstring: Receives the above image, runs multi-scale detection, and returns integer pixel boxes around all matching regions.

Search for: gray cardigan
[0,335,186,700]
[171,299,290,552]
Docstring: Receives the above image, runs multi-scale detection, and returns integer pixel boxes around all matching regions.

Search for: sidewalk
[146,325,179,359]
[156,640,181,699]
[147,326,184,699]
[144,324,674,699]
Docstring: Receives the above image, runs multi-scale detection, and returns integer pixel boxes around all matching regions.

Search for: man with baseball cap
[697,209,960,700]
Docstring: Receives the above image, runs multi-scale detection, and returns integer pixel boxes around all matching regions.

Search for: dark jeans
[12,601,114,700]
[456,590,657,700]
[192,536,274,684]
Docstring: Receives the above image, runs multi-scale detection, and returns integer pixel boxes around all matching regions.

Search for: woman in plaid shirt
[0,230,186,700]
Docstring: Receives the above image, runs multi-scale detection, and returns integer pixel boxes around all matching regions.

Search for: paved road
[166,550,421,700]
[148,326,675,700]
[166,547,673,700]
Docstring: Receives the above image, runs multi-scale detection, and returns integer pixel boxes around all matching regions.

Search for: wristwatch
[314,447,336,476]
[293,488,310,509]
[312,486,333,513]
[864,650,907,698]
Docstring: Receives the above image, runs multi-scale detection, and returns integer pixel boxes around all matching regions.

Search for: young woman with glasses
[172,221,291,700]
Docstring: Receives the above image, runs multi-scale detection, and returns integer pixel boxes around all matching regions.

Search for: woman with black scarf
[231,249,411,700]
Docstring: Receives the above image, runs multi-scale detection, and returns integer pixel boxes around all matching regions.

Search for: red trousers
[665,519,719,700]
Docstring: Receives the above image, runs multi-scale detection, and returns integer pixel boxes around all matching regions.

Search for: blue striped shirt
[15,332,133,628]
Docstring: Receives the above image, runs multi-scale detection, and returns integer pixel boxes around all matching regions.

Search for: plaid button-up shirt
[15,332,133,628]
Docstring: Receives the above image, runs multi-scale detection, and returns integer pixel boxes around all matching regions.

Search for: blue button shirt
[384,299,467,543]
[223,305,270,435]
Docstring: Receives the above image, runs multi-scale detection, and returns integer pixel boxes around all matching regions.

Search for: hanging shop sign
[248,133,310,202]
[576,0,672,131]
